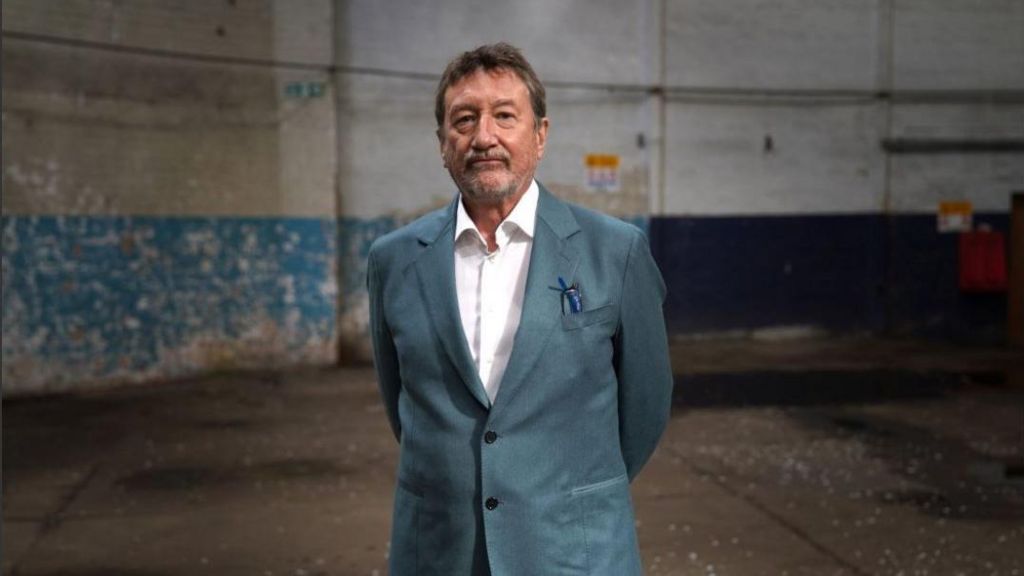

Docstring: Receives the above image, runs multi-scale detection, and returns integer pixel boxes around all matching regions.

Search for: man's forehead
[444,68,529,108]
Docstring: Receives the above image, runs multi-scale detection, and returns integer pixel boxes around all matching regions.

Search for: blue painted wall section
[3,210,1009,392]
[649,212,1010,342]
[2,215,338,393]
[650,215,888,334]
[335,216,398,357]
[887,213,1010,343]
[336,216,397,309]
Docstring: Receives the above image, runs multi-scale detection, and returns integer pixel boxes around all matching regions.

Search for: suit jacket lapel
[413,198,491,410]
[490,185,580,421]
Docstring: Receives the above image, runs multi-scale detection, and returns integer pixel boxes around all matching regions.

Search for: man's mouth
[467,157,507,168]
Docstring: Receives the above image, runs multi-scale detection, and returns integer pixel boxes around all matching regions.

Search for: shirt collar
[455,179,539,248]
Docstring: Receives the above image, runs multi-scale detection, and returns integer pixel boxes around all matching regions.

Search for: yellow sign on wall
[938,201,973,233]
[584,154,621,193]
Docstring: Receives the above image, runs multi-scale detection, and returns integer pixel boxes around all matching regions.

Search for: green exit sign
[284,81,326,99]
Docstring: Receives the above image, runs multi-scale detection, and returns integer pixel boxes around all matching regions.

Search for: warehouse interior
[3,1,1023,574]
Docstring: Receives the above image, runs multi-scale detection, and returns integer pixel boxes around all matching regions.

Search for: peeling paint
[2,213,650,393]
[1,215,338,394]
[335,216,397,357]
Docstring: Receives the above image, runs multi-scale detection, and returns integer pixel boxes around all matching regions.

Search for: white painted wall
[893,0,1024,91]
[540,89,654,216]
[339,0,656,86]
[2,0,333,64]
[666,0,880,90]
[335,75,451,219]
[335,0,658,219]
[5,0,1020,219]
[889,103,1024,212]
[883,0,1024,214]
[658,0,1023,216]
[2,0,336,218]
[335,0,1022,220]
[664,102,886,215]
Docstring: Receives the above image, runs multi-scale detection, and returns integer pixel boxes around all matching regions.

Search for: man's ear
[437,128,447,168]
[535,117,550,159]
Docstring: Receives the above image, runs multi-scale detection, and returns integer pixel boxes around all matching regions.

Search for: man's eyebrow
[449,103,478,115]
[492,98,517,108]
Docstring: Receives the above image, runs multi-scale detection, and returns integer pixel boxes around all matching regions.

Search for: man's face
[439,68,548,205]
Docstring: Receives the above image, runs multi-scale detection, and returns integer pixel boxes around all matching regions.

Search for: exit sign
[284,81,326,99]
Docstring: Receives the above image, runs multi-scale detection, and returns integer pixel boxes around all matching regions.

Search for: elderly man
[367,43,673,575]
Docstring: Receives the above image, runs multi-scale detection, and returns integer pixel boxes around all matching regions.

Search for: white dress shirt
[454,180,538,404]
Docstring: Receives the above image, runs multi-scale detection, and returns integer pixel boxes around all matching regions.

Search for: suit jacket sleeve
[614,229,673,480]
[367,246,402,441]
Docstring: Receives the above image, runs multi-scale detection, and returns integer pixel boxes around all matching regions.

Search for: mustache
[465,152,509,166]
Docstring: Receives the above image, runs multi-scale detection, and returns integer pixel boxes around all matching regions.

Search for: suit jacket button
[485,497,499,510]
[484,431,498,444]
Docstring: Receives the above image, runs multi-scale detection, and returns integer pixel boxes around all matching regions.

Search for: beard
[459,170,518,204]
[446,151,521,205]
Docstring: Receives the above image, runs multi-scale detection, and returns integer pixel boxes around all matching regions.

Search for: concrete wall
[4,0,1022,393]
[2,0,338,393]
[655,0,1023,342]
[332,0,1022,343]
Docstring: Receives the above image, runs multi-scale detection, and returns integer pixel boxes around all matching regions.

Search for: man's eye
[494,113,516,128]
[453,115,474,127]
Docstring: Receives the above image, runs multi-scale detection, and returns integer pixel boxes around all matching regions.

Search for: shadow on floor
[674,370,1010,408]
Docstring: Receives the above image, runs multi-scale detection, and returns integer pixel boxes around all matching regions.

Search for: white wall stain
[183,230,220,256]
[279,275,297,305]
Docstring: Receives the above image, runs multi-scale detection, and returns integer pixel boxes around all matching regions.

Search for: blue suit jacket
[367,184,673,575]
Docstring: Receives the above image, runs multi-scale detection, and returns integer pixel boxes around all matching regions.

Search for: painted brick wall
[3,0,1022,394]
[2,1,338,394]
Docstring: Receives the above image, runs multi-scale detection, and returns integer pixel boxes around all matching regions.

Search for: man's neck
[462,183,531,252]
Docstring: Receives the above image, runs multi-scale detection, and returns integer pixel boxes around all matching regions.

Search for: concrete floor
[4,338,1023,576]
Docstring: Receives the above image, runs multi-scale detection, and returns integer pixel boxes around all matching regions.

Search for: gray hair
[434,42,547,129]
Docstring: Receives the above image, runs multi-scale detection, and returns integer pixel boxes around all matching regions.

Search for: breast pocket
[561,304,617,331]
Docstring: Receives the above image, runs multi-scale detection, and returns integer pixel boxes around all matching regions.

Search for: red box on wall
[959,230,1007,292]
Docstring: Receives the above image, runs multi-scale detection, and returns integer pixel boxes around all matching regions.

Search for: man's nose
[471,115,498,148]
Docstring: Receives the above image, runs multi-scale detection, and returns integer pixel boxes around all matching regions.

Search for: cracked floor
[4,338,1023,575]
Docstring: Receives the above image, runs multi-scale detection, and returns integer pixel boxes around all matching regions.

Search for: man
[367,43,673,575]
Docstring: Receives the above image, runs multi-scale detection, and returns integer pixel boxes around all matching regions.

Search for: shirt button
[484,431,498,444]
[485,497,499,510]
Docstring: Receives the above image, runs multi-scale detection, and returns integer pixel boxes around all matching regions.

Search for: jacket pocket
[389,479,422,575]
[571,473,642,575]
[561,304,617,331]
[570,473,628,496]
